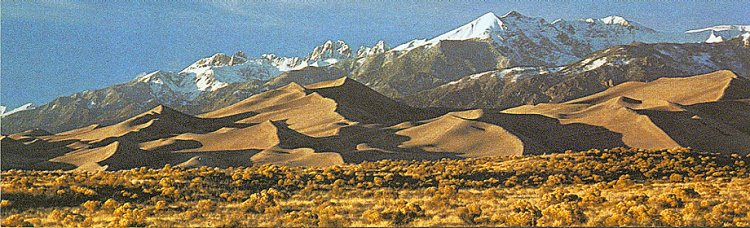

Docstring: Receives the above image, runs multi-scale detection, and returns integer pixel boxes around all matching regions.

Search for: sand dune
[396,110,525,157]
[3,71,748,170]
[566,70,745,105]
[505,71,750,152]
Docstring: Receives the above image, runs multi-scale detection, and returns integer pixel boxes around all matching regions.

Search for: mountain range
[2,11,749,170]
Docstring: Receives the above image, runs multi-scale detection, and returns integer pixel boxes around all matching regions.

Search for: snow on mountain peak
[742,33,750,46]
[392,12,507,52]
[393,39,428,51]
[357,40,390,58]
[501,11,526,18]
[136,52,282,101]
[705,31,724,43]
[2,103,36,117]
[262,54,305,71]
[581,16,635,28]
[308,40,352,61]
[600,16,631,27]
[430,12,505,42]
[182,52,247,72]
[686,25,750,33]
[134,39,366,102]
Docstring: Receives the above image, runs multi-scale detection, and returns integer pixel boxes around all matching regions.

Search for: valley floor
[1,147,749,227]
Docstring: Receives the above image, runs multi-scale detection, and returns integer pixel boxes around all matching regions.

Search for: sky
[2,0,749,109]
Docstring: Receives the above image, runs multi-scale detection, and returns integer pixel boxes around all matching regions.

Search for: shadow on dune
[270,121,461,163]
[476,112,627,155]
[684,100,750,135]
[91,110,258,148]
[1,137,81,170]
[636,108,750,155]
[306,78,450,124]
[97,141,260,170]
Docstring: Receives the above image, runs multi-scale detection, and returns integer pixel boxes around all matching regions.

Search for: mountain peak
[1,103,36,117]
[308,40,352,61]
[184,52,247,71]
[686,25,750,33]
[501,11,525,18]
[357,40,390,58]
[429,12,504,42]
[600,15,631,27]
[706,31,724,43]
[478,12,500,20]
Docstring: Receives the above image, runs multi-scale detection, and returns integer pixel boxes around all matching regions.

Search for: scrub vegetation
[2,147,749,227]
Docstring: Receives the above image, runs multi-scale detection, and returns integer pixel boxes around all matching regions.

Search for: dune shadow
[1,137,81,170]
[97,140,261,170]
[684,100,750,135]
[476,112,627,155]
[145,139,204,152]
[92,107,257,148]
[270,120,461,163]
[636,108,750,155]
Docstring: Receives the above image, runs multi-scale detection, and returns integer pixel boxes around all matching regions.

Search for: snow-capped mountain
[261,40,389,72]
[346,11,678,98]
[133,39,392,103]
[357,40,389,58]
[1,103,35,117]
[686,25,750,43]
[136,52,281,101]
[391,12,662,66]
[686,25,750,33]
[261,54,305,71]
[307,40,352,61]
[705,31,725,43]
[1,38,382,133]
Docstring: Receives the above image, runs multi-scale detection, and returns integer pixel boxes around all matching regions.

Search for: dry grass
[2,147,749,227]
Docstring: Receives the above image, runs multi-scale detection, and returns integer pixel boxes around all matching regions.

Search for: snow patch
[705,31,724,43]
[2,103,35,117]
[599,16,631,27]
[582,57,609,71]
[686,25,750,33]
[393,39,428,51]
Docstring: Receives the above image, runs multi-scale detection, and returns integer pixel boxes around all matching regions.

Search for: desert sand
[3,71,749,171]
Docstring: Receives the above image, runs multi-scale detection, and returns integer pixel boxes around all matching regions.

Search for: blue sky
[2,0,749,108]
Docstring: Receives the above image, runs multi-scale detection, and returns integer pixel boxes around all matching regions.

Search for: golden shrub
[457,203,483,224]
[81,200,101,213]
[539,203,587,226]
[379,200,425,225]
[2,214,32,227]
[649,193,684,209]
